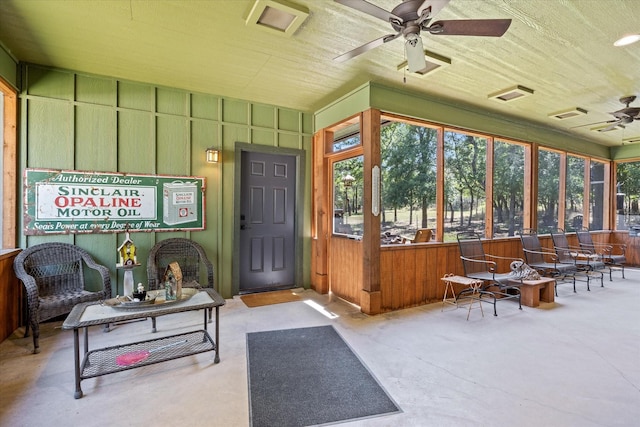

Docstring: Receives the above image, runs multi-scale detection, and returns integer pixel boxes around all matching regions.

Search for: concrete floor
[1,269,639,427]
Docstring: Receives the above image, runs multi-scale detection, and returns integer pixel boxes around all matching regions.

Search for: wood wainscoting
[0,249,22,342]
[329,236,363,305]
[380,238,524,312]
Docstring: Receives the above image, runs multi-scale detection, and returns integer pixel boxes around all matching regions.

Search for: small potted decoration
[132,282,147,301]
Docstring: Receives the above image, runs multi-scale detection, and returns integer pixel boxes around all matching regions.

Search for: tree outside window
[444,131,487,241]
[493,141,524,237]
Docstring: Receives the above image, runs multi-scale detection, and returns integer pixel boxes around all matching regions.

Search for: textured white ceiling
[0,0,639,147]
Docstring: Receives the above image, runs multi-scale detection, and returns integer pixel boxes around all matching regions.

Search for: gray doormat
[246,325,400,427]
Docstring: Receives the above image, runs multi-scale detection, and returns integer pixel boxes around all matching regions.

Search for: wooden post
[311,130,329,294]
[361,109,381,314]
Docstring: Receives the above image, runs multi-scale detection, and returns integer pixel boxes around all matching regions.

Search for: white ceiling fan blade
[334,33,401,63]
[405,35,426,73]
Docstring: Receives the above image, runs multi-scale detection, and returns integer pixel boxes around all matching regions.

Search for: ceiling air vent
[549,108,588,120]
[622,136,640,145]
[489,85,534,102]
[245,0,309,36]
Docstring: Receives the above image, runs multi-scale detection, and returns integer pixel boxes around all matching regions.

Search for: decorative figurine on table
[162,262,183,301]
[132,282,147,301]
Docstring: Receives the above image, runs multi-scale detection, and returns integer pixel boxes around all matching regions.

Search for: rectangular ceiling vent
[245,0,309,36]
[397,50,451,77]
[549,107,588,120]
[489,85,534,102]
[622,136,640,145]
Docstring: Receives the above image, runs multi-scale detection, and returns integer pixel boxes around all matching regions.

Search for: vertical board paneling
[191,93,218,120]
[156,115,189,175]
[75,74,115,106]
[251,104,275,128]
[118,81,154,111]
[251,129,275,145]
[27,100,73,169]
[26,65,73,100]
[75,106,117,170]
[329,237,362,304]
[278,133,300,149]
[278,109,300,132]
[118,110,154,173]
[157,88,187,116]
[222,99,248,124]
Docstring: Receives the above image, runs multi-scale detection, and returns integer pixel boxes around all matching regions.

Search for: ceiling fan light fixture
[245,0,309,36]
[404,34,427,73]
[488,85,534,102]
[614,34,640,47]
[397,49,451,76]
[549,107,588,120]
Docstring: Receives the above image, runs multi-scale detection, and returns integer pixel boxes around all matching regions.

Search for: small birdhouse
[117,231,137,266]
[162,261,183,300]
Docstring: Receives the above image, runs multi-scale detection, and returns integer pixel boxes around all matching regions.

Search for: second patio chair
[550,228,604,291]
[518,229,577,295]
[576,227,626,280]
[456,232,522,316]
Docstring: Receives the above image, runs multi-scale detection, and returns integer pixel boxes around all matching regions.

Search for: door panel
[240,151,296,292]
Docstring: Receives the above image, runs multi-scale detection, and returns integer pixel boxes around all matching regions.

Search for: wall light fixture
[206,148,220,163]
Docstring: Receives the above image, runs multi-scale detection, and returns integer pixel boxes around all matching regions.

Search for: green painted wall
[315,82,613,160]
[0,43,17,88]
[17,64,313,298]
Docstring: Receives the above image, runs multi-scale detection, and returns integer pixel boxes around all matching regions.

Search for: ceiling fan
[573,96,640,132]
[333,0,512,73]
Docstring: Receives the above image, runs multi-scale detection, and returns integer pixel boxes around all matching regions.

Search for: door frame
[232,142,306,295]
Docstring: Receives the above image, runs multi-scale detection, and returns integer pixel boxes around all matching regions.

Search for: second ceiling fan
[333,0,512,73]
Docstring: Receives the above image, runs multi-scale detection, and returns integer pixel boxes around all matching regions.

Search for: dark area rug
[246,325,400,427]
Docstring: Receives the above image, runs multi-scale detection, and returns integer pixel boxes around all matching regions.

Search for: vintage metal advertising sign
[23,168,205,234]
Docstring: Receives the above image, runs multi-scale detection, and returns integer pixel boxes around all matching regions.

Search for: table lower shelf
[81,329,216,380]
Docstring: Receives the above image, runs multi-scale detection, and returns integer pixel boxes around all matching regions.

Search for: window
[333,155,364,237]
[492,140,525,237]
[444,130,487,241]
[0,77,17,248]
[589,160,606,230]
[616,160,640,232]
[537,149,560,234]
[565,155,585,232]
[332,118,360,152]
[379,120,437,243]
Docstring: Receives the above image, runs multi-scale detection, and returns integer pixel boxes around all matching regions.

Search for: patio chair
[147,238,215,330]
[456,232,522,316]
[576,227,626,280]
[402,228,432,243]
[550,228,605,291]
[517,229,577,294]
[13,242,112,353]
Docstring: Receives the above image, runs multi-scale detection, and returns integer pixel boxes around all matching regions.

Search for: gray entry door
[239,150,296,292]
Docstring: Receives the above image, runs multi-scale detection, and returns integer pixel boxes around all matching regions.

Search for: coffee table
[509,278,555,307]
[62,288,225,399]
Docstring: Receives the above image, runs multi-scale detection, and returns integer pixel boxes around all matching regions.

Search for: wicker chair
[13,242,111,353]
[147,238,215,330]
